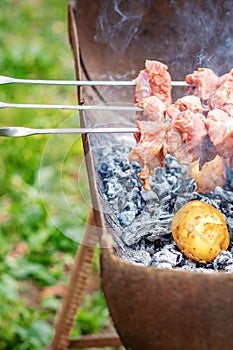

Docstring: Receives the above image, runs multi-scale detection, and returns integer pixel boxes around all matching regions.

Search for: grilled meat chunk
[208,68,233,114]
[206,108,233,159]
[134,60,172,107]
[129,119,168,191]
[185,67,219,101]
[166,96,207,165]
[172,95,204,113]
[139,95,167,121]
[186,156,226,193]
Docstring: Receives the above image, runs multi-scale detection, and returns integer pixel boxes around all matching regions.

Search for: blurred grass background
[0,1,115,349]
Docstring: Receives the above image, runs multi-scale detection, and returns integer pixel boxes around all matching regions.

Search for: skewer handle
[0,75,189,87]
[0,101,142,112]
[0,126,139,138]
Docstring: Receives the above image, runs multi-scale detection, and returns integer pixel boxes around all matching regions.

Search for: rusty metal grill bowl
[69,1,233,349]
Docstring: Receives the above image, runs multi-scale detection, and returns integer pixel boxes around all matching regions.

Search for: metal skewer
[0,101,142,112]
[0,126,139,138]
[0,75,189,87]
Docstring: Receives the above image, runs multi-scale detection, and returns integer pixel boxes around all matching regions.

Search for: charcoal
[180,260,198,272]
[116,246,151,266]
[181,265,214,273]
[141,189,159,201]
[122,219,161,245]
[214,186,233,201]
[131,188,144,211]
[151,184,169,200]
[94,144,233,273]
[119,158,131,172]
[225,264,233,272]
[225,167,233,188]
[118,203,138,226]
[143,226,169,243]
[104,179,121,199]
[124,178,138,189]
[150,261,175,270]
[150,244,184,269]
[226,218,233,238]
[98,163,111,178]
[144,239,161,255]
[213,251,233,270]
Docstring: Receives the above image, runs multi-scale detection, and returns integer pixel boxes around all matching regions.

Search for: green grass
[0,1,115,349]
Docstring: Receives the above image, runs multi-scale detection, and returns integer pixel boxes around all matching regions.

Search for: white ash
[95,144,233,272]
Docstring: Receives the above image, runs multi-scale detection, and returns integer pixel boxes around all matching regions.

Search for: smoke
[94,0,233,76]
[94,0,151,52]
[166,0,233,75]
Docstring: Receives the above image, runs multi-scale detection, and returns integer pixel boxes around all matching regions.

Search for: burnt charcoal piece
[117,245,151,266]
[119,158,131,172]
[150,244,184,270]
[213,251,233,270]
[118,203,138,226]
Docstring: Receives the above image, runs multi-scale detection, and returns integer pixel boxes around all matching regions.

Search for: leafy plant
[0,274,53,350]
[71,290,111,337]
[0,1,112,349]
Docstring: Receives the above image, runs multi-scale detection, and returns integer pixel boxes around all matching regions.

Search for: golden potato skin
[172,200,230,263]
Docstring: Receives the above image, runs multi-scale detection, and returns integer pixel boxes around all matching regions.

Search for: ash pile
[95,144,233,273]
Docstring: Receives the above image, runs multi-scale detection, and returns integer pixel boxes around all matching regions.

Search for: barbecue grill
[3,1,233,349]
[68,1,233,349]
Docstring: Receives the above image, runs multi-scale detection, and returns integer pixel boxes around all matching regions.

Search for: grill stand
[47,211,122,350]
[47,3,122,349]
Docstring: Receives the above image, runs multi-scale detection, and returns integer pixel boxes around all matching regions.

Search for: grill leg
[46,210,98,350]
[46,3,123,349]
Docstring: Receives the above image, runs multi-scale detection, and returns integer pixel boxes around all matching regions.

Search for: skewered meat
[172,95,203,113]
[166,112,207,165]
[166,96,207,165]
[208,69,233,114]
[129,95,168,190]
[185,67,219,101]
[134,60,172,107]
[129,119,168,191]
[139,96,167,121]
[130,61,232,193]
[206,108,233,159]
[186,156,226,193]
[129,60,171,190]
